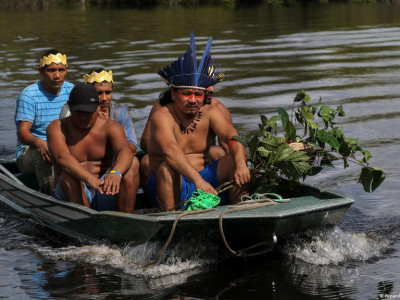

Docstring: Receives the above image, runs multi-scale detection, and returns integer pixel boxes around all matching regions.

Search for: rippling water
[1,3,400,299]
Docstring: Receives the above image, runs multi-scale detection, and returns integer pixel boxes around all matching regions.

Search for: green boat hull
[0,160,353,253]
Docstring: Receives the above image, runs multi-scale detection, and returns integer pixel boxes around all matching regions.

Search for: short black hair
[88,67,105,74]
[40,49,62,59]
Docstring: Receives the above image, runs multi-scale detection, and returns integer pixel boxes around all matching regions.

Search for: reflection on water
[1,2,400,299]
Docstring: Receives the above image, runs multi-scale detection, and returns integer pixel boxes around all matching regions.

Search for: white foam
[283,227,390,265]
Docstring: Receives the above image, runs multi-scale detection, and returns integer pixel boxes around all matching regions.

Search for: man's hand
[194,179,218,196]
[97,106,109,119]
[85,176,104,194]
[233,164,251,187]
[102,172,122,195]
[34,138,52,163]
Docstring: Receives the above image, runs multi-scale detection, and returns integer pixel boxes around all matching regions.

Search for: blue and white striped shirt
[14,81,74,158]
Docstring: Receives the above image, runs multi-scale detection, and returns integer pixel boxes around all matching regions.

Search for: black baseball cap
[69,83,99,112]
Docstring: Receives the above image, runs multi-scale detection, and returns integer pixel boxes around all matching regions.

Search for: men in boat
[58,68,140,202]
[47,83,136,213]
[14,49,73,195]
[143,33,250,211]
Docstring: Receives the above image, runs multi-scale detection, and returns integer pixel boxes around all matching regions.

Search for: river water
[1,3,400,299]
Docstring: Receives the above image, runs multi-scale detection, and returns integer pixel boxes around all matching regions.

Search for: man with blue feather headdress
[143,33,250,211]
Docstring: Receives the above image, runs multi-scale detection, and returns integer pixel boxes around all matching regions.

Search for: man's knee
[209,145,226,162]
[155,162,178,184]
[17,147,42,174]
[58,172,80,191]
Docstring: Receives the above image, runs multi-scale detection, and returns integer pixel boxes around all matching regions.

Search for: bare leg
[59,172,90,207]
[217,154,249,204]
[139,154,150,188]
[155,162,181,211]
[115,156,140,213]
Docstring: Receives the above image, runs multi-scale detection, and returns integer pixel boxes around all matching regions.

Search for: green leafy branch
[245,89,385,193]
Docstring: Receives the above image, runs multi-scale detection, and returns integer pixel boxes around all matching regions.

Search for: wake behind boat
[0,158,353,258]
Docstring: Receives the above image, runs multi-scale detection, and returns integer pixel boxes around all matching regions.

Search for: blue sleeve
[120,107,137,147]
[15,92,35,123]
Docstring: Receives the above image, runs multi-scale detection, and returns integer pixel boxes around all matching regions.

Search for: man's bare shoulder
[151,106,172,121]
[47,118,62,132]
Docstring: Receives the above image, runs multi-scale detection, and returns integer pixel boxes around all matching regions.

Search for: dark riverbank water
[1,3,400,299]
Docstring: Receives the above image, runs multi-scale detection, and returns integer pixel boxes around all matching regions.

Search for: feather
[157,33,223,89]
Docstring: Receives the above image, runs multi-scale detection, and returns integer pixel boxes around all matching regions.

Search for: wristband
[229,135,247,147]
[110,170,122,177]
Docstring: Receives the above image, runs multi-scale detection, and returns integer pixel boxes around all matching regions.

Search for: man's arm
[15,91,52,163]
[213,98,233,153]
[140,101,162,152]
[46,120,102,191]
[17,121,52,163]
[209,106,250,187]
[150,109,218,195]
[118,106,138,155]
[102,121,134,195]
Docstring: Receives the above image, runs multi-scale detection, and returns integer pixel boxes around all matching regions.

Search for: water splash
[36,235,223,282]
[282,226,392,265]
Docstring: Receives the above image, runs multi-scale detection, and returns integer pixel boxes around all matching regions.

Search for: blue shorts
[145,159,230,209]
[54,175,116,212]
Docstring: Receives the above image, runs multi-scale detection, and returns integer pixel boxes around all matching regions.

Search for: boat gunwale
[0,166,354,223]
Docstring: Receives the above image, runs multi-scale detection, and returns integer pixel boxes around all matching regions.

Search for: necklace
[174,108,202,134]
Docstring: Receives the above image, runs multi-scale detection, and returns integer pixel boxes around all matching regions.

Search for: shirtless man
[140,85,232,161]
[59,68,140,205]
[47,83,136,213]
[144,34,250,211]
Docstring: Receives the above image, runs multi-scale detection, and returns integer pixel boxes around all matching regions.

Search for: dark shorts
[145,159,230,210]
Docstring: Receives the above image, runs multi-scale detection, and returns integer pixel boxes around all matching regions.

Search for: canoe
[0,158,353,257]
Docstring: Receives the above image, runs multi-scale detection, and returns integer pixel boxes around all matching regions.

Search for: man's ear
[170,88,176,102]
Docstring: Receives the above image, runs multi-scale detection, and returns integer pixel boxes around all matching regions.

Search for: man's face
[39,62,67,94]
[206,85,215,103]
[172,88,205,116]
[94,82,113,112]
[71,110,98,130]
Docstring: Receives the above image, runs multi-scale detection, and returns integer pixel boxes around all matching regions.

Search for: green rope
[240,192,291,203]
[185,189,221,210]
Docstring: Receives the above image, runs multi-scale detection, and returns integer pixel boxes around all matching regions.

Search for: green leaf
[257,146,272,158]
[294,90,306,102]
[371,168,385,192]
[307,166,323,176]
[316,130,340,150]
[337,104,345,117]
[301,105,314,120]
[278,107,289,130]
[248,135,259,160]
[361,150,372,163]
[285,121,297,142]
[308,120,319,130]
[358,167,386,193]
[260,115,268,126]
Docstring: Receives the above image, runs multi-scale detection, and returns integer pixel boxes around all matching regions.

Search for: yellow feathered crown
[39,53,68,68]
[83,70,114,84]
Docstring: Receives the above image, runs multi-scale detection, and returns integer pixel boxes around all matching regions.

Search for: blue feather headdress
[157,33,224,90]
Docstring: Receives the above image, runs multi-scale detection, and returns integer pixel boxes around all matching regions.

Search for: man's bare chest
[66,131,110,162]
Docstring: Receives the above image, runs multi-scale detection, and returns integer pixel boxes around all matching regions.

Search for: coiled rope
[141,190,290,266]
